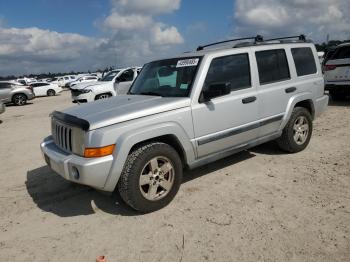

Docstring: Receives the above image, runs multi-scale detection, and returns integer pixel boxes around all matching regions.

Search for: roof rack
[196,35,263,51]
[264,34,306,42]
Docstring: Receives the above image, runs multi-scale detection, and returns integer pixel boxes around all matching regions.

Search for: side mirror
[200,82,231,103]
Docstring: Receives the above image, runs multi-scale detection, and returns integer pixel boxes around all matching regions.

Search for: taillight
[324,65,337,71]
[26,86,33,92]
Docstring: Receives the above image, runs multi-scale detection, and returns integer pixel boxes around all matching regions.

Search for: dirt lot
[0,91,349,262]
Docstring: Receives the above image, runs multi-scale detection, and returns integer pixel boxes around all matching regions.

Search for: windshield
[129,57,201,97]
[100,70,121,82]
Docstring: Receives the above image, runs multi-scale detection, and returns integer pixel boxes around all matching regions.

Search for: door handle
[242,96,257,104]
[285,87,297,93]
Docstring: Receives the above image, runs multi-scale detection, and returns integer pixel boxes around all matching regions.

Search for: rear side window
[291,47,317,76]
[204,53,251,92]
[256,49,290,84]
[333,46,350,59]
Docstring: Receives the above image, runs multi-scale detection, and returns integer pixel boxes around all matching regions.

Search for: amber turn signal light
[84,144,115,158]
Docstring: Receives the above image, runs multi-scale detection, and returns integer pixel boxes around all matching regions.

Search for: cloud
[0,0,184,76]
[233,0,350,42]
[103,12,152,30]
[151,23,184,45]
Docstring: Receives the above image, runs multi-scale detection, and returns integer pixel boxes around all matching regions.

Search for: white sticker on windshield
[176,58,199,68]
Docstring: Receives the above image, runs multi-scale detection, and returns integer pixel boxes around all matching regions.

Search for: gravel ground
[0,91,349,262]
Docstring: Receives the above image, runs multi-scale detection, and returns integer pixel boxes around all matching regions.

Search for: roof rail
[265,34,306,42]
[196,35,263,51]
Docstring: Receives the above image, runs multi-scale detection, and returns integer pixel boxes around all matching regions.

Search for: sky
[0,0,349,76]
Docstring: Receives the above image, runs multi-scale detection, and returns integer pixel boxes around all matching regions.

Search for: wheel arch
[102,122,196,192]
[280,92,315,130]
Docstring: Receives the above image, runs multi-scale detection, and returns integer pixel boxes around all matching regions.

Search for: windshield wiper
[138,92,163,97]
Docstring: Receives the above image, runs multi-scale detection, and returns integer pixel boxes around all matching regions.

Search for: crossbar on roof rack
[265,34,306,42]
[196,35,263,51]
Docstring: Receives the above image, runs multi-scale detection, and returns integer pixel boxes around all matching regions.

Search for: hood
[60,95,191,130]
[71,81,109,90]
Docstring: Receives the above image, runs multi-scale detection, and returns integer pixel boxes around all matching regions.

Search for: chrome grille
[52,120,73,152]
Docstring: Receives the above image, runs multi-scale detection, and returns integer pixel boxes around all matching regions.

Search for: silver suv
[41,35,328,212]
[0,81,35,106]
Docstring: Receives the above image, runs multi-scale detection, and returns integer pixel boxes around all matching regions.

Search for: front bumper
[314,95,329,118]
[40,137,114,191]
[71,92,94,103]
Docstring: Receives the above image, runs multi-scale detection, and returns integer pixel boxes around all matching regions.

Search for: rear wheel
[47,89,56,96]
[117,142,183,213]
[12,94,27,106]
[95,93,111,100]
[277,107,313,153]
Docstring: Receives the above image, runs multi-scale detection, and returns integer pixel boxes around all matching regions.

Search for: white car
[30,82,62,97]
[70,67,141,103]
[324,43,350,100]
[69,75,99,88]
[58,75,77,87]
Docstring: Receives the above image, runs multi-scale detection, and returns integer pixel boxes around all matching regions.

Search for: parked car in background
[0,81,35,106]
[17,77,37,85]
[70,67,141,103]
[324,43,350,100]
[58,75,77,87]
[0,101,5,115]
[41,35,328,212]
[30,82,62,97]
[68,75,99,88]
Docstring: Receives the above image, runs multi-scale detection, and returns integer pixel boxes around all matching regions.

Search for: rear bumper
[27,93,35,100]
[40,137,114,191]
[314,95,329,118]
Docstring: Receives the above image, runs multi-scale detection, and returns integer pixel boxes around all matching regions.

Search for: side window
[118,69,134,82]
[256,49,290,84]
[291,48,317,76]
[204,53,251,92]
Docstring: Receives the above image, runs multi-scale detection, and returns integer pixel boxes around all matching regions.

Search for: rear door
[253,48,294,138]
[325,45,350,85]
[192,52,260,158]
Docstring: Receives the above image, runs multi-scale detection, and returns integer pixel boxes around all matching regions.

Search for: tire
[117,142,183,213]
[95,93,111,100]
[47,89,56,96]
[277,107,313,153]
[12,93,27,106]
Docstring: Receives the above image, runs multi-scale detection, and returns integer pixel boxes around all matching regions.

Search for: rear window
[332,46,350,59]
[291,47,317,76]
[255,49,290,85]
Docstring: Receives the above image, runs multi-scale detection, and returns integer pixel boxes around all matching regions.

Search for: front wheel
[277,107,313,153]
[12,94,27,106]
[117,142,183,213]
[47,89,56,96]
[95,93,111,100]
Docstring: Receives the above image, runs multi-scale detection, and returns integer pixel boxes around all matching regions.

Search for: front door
[114,69,135,95]
[192,53,259,158]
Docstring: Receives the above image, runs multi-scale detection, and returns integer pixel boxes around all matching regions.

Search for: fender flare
[279,92,314,130]
[103,122,196,191]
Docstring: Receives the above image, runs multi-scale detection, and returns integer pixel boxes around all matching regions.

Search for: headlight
[81,89,92,93]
